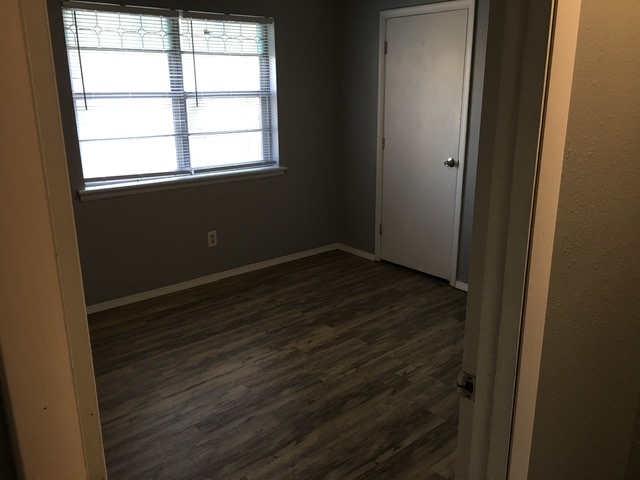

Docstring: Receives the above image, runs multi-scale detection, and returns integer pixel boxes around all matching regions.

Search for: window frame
[58,1,284,201]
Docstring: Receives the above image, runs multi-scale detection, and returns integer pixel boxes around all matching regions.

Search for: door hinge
[384,41,388,54]
[382,137,386,149]
[457,371,476,401]
[379,224,383,236]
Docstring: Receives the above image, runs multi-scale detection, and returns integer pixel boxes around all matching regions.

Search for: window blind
[61,2,278,185]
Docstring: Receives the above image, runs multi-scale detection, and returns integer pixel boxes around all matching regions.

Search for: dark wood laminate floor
[89,251,467,479]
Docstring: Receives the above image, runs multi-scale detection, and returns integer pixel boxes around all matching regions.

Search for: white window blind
[61,2,278,186]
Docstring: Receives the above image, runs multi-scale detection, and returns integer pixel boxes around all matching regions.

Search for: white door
[379,4,473,281]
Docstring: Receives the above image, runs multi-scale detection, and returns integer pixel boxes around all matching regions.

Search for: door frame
[11,0,577,477]
[374,0,476,286]
[456,0,575,478]
[2,0,106,476]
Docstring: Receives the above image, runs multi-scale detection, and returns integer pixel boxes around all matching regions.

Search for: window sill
[78,166,287,202]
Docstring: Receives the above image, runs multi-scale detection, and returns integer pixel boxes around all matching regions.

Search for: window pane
[68,50,171,93]
[182,54,261,92]
[186,97,262,134]
[63,10,172,51]
[189,132,263,169]
[80,137,178,178]
[180,18,264,55]
[75,98,176,140]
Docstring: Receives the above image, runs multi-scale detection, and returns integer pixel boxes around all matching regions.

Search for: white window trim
[78,165,287,201]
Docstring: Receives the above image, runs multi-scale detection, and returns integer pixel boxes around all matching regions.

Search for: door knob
[444,158,457,168]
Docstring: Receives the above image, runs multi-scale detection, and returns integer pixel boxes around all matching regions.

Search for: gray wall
[51,0,485,304]
[527,1,640,478]
[50,0,344,305]
[340,0,489,283]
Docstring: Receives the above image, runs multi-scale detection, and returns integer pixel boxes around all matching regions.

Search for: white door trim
[374,0,475,286]
[508,0,583,476]
[455,0,560,478]
[3,0,106,476]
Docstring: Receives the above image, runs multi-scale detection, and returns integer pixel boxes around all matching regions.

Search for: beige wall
[0,0,105,477]
[523,0,640,478]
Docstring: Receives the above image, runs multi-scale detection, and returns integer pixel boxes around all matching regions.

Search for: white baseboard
[337,243,376,261]
[87,243,379,314]
[87,244,342,314]
[87,242,460,314]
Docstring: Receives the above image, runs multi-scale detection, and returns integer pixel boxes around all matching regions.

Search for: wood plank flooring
[89,251,467,479]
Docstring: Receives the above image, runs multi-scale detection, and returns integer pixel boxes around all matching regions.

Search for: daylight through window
[62,3,278,187]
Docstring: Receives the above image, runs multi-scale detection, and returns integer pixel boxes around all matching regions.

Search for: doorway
[5,0,574,477]
[375,1,475,284]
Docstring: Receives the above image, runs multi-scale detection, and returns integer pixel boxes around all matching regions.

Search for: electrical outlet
[207,230,218,247]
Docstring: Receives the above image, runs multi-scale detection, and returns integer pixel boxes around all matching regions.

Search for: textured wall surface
[528,1,640,478]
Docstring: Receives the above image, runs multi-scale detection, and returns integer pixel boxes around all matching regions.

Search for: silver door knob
[444,158,457,168]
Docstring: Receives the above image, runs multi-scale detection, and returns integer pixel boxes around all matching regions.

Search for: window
[61,2,279,193]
